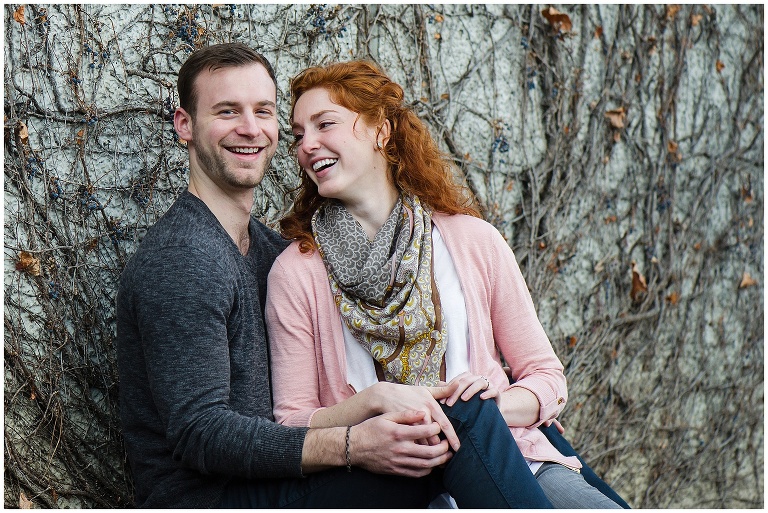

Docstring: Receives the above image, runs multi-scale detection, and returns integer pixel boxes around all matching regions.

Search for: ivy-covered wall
[4,4,763,508]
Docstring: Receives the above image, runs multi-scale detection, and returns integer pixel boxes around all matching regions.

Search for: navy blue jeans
[219,394,552,508]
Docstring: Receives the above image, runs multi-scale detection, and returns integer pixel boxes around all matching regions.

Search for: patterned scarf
[312,195,447,385]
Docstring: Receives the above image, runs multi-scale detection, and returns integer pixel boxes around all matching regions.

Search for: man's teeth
[312,158,338,171]
[230,147,261,154]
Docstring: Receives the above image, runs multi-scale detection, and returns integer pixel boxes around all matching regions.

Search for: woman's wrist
[369,381,388,415]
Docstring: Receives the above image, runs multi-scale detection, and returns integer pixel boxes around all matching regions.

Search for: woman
[267,60,626,509]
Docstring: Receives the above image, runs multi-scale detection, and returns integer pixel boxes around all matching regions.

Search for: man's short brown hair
[177,42,276,117]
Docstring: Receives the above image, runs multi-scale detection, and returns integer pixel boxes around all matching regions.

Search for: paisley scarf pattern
[312,195,447,385]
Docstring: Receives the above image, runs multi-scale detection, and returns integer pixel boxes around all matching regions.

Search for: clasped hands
[350,373,499,477]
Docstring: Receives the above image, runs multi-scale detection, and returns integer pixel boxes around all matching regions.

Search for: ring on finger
[480,376,490,390]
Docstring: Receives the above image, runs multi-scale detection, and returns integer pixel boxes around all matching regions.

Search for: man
[116,42,559,508]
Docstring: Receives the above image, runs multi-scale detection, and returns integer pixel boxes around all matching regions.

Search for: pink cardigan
[266,213,581,469]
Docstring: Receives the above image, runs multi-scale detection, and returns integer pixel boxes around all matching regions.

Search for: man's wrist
[301,426,347,473]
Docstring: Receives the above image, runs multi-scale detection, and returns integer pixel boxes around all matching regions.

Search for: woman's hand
[371,382,460,451]
[437,372,501,408]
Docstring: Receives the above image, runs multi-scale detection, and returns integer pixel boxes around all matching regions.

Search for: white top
[342,225,542,507]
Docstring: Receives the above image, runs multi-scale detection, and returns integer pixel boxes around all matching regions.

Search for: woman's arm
[489,232,569,427]
[439,371,540,427]
[266,250,460,450]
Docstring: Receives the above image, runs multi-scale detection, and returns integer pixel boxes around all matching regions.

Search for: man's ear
[174,107,193,142]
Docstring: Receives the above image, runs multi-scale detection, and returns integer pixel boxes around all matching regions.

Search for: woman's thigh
[535,462,622,509]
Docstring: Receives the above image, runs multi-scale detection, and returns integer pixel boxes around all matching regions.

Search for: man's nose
[236,111,262,137]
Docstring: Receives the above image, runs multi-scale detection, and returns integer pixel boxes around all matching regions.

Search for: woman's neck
[343,186,400,241]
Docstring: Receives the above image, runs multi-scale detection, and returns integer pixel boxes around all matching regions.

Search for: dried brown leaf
[668,140,678,153]
[541,7,572,33]
[666,5,681,19]
[16,251,41,276]
[19,492,33,509]
[17,121,29,145]
[13,5,25,25]
[594,26,603,38]
[630,260,648,303]
[716,60,725,73]
[741,185,754,203]
[666,291,679,305]
[739,273,757,289]
[605,106,626,129]
[691,14,703,26]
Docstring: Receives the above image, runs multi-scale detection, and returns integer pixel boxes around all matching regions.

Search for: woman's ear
[173,107,193,143]
[377,119,392,148]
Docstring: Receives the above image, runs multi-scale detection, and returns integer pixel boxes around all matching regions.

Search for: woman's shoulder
[275,240,320,264]
[432,212,500,237]
[271,241,329,282]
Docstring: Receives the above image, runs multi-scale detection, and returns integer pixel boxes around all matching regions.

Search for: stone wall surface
[3,4,763,508]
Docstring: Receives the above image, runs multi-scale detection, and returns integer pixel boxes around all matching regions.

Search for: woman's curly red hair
[280,60,480,253]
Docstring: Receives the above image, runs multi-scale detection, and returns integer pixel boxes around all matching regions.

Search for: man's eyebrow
[210,100,276,110]
[291,109,338,129]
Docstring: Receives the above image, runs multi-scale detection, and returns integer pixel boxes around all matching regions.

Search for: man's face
[178,63,278,192]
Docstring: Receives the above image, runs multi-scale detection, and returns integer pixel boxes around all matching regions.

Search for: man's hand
[350,410,453,477]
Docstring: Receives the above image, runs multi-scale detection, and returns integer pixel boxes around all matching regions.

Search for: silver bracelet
[345,425,352,472]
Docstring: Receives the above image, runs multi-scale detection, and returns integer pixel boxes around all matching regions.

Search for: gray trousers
[536,463,623,509]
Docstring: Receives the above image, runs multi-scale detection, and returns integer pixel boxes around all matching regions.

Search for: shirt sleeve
[129,246,308,478]
[486,230,569,427]
[266,251,327,428]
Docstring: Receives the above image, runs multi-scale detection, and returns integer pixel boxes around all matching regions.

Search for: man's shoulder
[122,194,232,279]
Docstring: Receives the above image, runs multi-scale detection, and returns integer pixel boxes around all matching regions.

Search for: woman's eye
[319,121,334,129]
[293,133,304,142]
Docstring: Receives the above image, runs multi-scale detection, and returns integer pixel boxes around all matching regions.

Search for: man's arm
[301,410,452,477]
[131,247,307,479]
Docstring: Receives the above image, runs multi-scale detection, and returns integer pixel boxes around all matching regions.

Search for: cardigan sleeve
[487,229,569,426]
[266,249,326,428]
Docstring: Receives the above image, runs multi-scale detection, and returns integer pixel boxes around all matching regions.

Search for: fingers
[458,376,491,402]
[442,372,494,407]
[417,411,443,446]
[382,409,426,425]
[479,387,501,406]
[356,416,454,477]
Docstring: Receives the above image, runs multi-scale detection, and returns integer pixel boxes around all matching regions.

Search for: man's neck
[188,180,253,256]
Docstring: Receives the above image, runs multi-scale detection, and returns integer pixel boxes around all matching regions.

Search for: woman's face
[291,87,391,204]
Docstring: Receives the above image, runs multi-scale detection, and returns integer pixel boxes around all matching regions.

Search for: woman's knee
[441,392,501,427]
